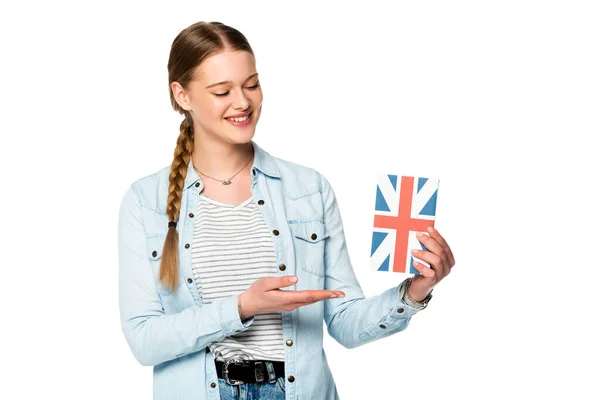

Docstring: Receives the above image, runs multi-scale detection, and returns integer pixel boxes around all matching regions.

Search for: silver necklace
[192,154,253,185]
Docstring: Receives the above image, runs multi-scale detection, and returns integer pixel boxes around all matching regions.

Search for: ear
[171,81,193,111]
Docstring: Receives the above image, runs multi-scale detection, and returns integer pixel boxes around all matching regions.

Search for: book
[370,174,439,275]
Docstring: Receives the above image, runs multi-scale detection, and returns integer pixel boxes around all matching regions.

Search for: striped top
[191,193,285,362]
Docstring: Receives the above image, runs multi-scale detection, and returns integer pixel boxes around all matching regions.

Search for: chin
[225,130,256,145]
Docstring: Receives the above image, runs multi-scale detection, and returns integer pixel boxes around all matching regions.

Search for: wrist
[406,278,433,303]
[238,292,253,319]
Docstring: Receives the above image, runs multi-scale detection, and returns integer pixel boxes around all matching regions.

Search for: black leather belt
[216,359,285,385]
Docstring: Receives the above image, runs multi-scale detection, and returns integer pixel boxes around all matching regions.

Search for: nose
[232,87,250,110]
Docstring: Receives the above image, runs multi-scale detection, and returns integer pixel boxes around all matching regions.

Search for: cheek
[253,88,263,104]
[198,98,228,120]
[251,90,263,116]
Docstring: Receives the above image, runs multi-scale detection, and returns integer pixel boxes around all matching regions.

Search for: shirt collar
[183,139,281,191]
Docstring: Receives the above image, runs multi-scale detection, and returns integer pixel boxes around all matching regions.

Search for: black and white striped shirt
[191,193,285,362]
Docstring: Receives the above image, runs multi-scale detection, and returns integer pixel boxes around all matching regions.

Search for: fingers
[285,289,345,303]
[411,260,436,279]
[411,246,445,275]
[414,227,456,276]
[275,290,345,311]
[427,226,456,267]
[260,277,344,299]
[415,232,445,261]
[258,274,346,312]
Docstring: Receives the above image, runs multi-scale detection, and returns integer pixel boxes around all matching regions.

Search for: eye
[212,82,260,98]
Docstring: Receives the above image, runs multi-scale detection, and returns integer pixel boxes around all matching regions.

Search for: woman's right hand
[237,276,345,318]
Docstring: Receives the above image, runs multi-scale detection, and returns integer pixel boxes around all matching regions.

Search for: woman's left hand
[408,226,455,301]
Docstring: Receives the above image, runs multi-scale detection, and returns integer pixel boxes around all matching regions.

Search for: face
[172,50,263,144]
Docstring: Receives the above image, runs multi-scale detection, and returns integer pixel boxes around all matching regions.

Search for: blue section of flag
[409,256,419,274]
[371,231,388,256]
[419,189,437,216]
[388,174,397,190]
[378,254,391,271]
[375,186,390,212]
[417,177,428,193]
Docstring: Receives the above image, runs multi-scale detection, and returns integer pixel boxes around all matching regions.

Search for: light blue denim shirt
[118,139,425,399]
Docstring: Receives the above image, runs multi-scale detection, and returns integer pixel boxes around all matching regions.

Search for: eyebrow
[205,73,259,89]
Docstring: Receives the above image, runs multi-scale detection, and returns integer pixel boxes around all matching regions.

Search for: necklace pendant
[222,180,232,185]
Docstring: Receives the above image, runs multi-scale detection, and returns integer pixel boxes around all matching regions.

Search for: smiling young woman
[118,20,455,400]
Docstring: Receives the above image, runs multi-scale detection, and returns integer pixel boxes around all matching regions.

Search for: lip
[225,111,253,127]
[225,111,252,119]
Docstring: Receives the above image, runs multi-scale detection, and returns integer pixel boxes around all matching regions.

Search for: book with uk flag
[370,174,439,275]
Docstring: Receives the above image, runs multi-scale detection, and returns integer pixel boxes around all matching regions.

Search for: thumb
[263,275,298,290]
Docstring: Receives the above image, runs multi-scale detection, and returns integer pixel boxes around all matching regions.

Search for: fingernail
[289,276,298,282]
[411,249,418,254]
[330,294,338,298]
[416,232,424,238]
[427,226,434,233]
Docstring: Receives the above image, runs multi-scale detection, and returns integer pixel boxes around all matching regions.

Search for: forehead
[193,50,257,83]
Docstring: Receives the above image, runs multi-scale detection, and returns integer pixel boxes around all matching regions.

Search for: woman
[118,21,455,400]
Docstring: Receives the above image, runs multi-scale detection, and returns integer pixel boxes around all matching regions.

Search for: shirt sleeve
[118,184,254,366]
[318,172,424,349]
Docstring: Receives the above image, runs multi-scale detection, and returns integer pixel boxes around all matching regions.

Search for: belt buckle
[222,359,246,386]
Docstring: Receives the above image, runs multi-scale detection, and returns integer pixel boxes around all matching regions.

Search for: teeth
[228,114,249,122]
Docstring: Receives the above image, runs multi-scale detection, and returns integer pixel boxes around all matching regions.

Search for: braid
[161,20,255,292]
[159,113,194,292]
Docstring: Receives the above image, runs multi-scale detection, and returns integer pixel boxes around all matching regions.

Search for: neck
[191,137,254,179]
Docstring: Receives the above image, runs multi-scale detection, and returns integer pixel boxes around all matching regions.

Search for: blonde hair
[161,21,255,292]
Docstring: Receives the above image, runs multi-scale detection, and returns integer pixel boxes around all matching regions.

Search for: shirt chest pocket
[147,234,183,296]
[288,219,330,277]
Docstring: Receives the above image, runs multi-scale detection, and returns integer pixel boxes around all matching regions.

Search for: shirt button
[311,233,317,240]
[380,324,387,329]
[187,278,193,283]
[195,182,200,187]
[273,229,279,236]
[185,243,190,249]
[258,199,264,205]
[189,213,194,218]
[397,308,404,313]
[288,375,295,383]
[210,382,216,388]
[152,250,157,257]
[279,264,286,271]
[286,339,293,346]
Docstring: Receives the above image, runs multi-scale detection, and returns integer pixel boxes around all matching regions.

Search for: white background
[1,1,598,399]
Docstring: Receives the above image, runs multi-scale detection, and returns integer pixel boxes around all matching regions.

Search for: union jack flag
[370,175,439,275]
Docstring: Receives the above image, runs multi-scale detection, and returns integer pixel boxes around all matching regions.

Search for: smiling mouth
[224,111,254,127]
[225,111,252,122]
